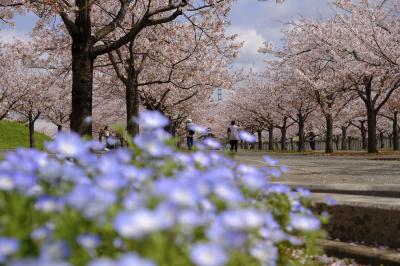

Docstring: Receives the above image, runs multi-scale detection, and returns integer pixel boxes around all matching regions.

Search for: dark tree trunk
[280,127,287,151]
[279,117,288,151]
[359,120,367,150]
[290,138,294,151]
[341,127,348,150]
[379,132,384,149]
[70,46,94,136]
[348,136,352,150]
[57,124,63,132]
[268,126,274,151]
[367,108,378,153]
[393,111,399,151]
[298,114,305,152]
[28,111,35,148]
[336,136,340,150]
[325,113,334,153]
[257,129,262,150]
[126,79,140,136]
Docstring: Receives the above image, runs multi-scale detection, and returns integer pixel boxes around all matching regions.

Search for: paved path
[234,151,400,185]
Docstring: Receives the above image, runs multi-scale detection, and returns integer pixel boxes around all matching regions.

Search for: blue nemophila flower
[31,226,52,242]
[290,213,321,232]
[40,241,71,261]
[135,111,169,130]
[267,184,291,194]
[188,124,208,134]
[86,140,105,151]
[206,222,246,249]
[65,184,116,218]
[192,152,211,167]
[95,174,127,191]
[117,253,156,266]
[123,192,144,210]
[297,187,312,198]
[88,258,116,266]
[0,172,15,191]
[221,209,264,231]
[77,234,101,250]
[190,243,228,266]
[239,131,256,143]
[178,210,206,229]
[114,209,170,239]
[249,241,278,266]
[134,133,172,157]
[260,227,288,243]
[203,138,221,150]
[213,183,244,204]
[263,156,279,166]
[46,133,88,158]
[35,195,64,213]
[0,237,19,257]
[13,173,36,192]
[325,195,337,206]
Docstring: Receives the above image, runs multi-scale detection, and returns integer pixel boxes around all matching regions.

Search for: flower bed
[0,112,326,266]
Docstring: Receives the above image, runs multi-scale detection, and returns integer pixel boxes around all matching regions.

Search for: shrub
[0,111,325,266]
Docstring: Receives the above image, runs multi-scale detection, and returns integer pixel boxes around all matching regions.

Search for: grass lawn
[0,120,52,150]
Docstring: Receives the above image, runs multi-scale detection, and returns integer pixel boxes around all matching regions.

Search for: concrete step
[311,193,400,249]
[320,239,400,266]
[274,181,400,198]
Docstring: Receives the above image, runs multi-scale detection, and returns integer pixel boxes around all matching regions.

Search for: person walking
[227,120,240,152]
[104,126,111,150]
[186,119,195,150]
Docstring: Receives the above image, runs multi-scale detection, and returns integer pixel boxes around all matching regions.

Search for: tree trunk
[70,47,94,136]
[360,120,367,150]
[348,136,352,150]
[280,127,287,151]
[268,126,274,151]
[367,108,378,153]
[393,111,399,151]
[325,113,334,153]
[257,129,262,150]
[341,127,347,150]
[379,132,384,149]
[298,114,305,152]
[57,124,63,132]
[126,79,140,136]
[28,111,35,148]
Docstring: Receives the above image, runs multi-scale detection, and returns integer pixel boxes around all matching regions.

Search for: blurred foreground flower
[0,111,324,266]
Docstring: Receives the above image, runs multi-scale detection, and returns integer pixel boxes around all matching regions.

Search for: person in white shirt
[227,120,240,152]
[186,119,195,150]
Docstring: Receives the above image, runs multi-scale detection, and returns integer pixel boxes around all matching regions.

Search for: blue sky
[1,0,334,70]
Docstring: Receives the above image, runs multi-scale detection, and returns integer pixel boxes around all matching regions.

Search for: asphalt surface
[234,151,400,185]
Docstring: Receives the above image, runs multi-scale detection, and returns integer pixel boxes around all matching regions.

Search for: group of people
[186,119,318,152]
[185,119,241,152]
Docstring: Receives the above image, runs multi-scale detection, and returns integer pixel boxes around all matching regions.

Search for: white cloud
[229,26,265,56]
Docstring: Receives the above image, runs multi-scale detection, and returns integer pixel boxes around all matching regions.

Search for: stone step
[311,193,400,249]
[274,181,400,198]
[319,239,400,266]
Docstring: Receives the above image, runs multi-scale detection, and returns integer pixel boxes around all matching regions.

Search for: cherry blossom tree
[20,0,236,136]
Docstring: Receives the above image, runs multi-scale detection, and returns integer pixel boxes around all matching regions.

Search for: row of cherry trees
[0,0,241,147]
[221,0,400,154]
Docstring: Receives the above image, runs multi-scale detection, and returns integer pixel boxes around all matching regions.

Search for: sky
[0,0,334,71]
[228,0,333,71]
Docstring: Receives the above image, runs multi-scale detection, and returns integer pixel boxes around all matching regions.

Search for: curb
[319,239,400,266]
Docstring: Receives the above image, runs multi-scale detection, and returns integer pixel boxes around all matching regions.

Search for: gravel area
[234,152,400,185]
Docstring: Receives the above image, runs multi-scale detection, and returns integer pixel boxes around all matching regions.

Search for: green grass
[0,120,52,150]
